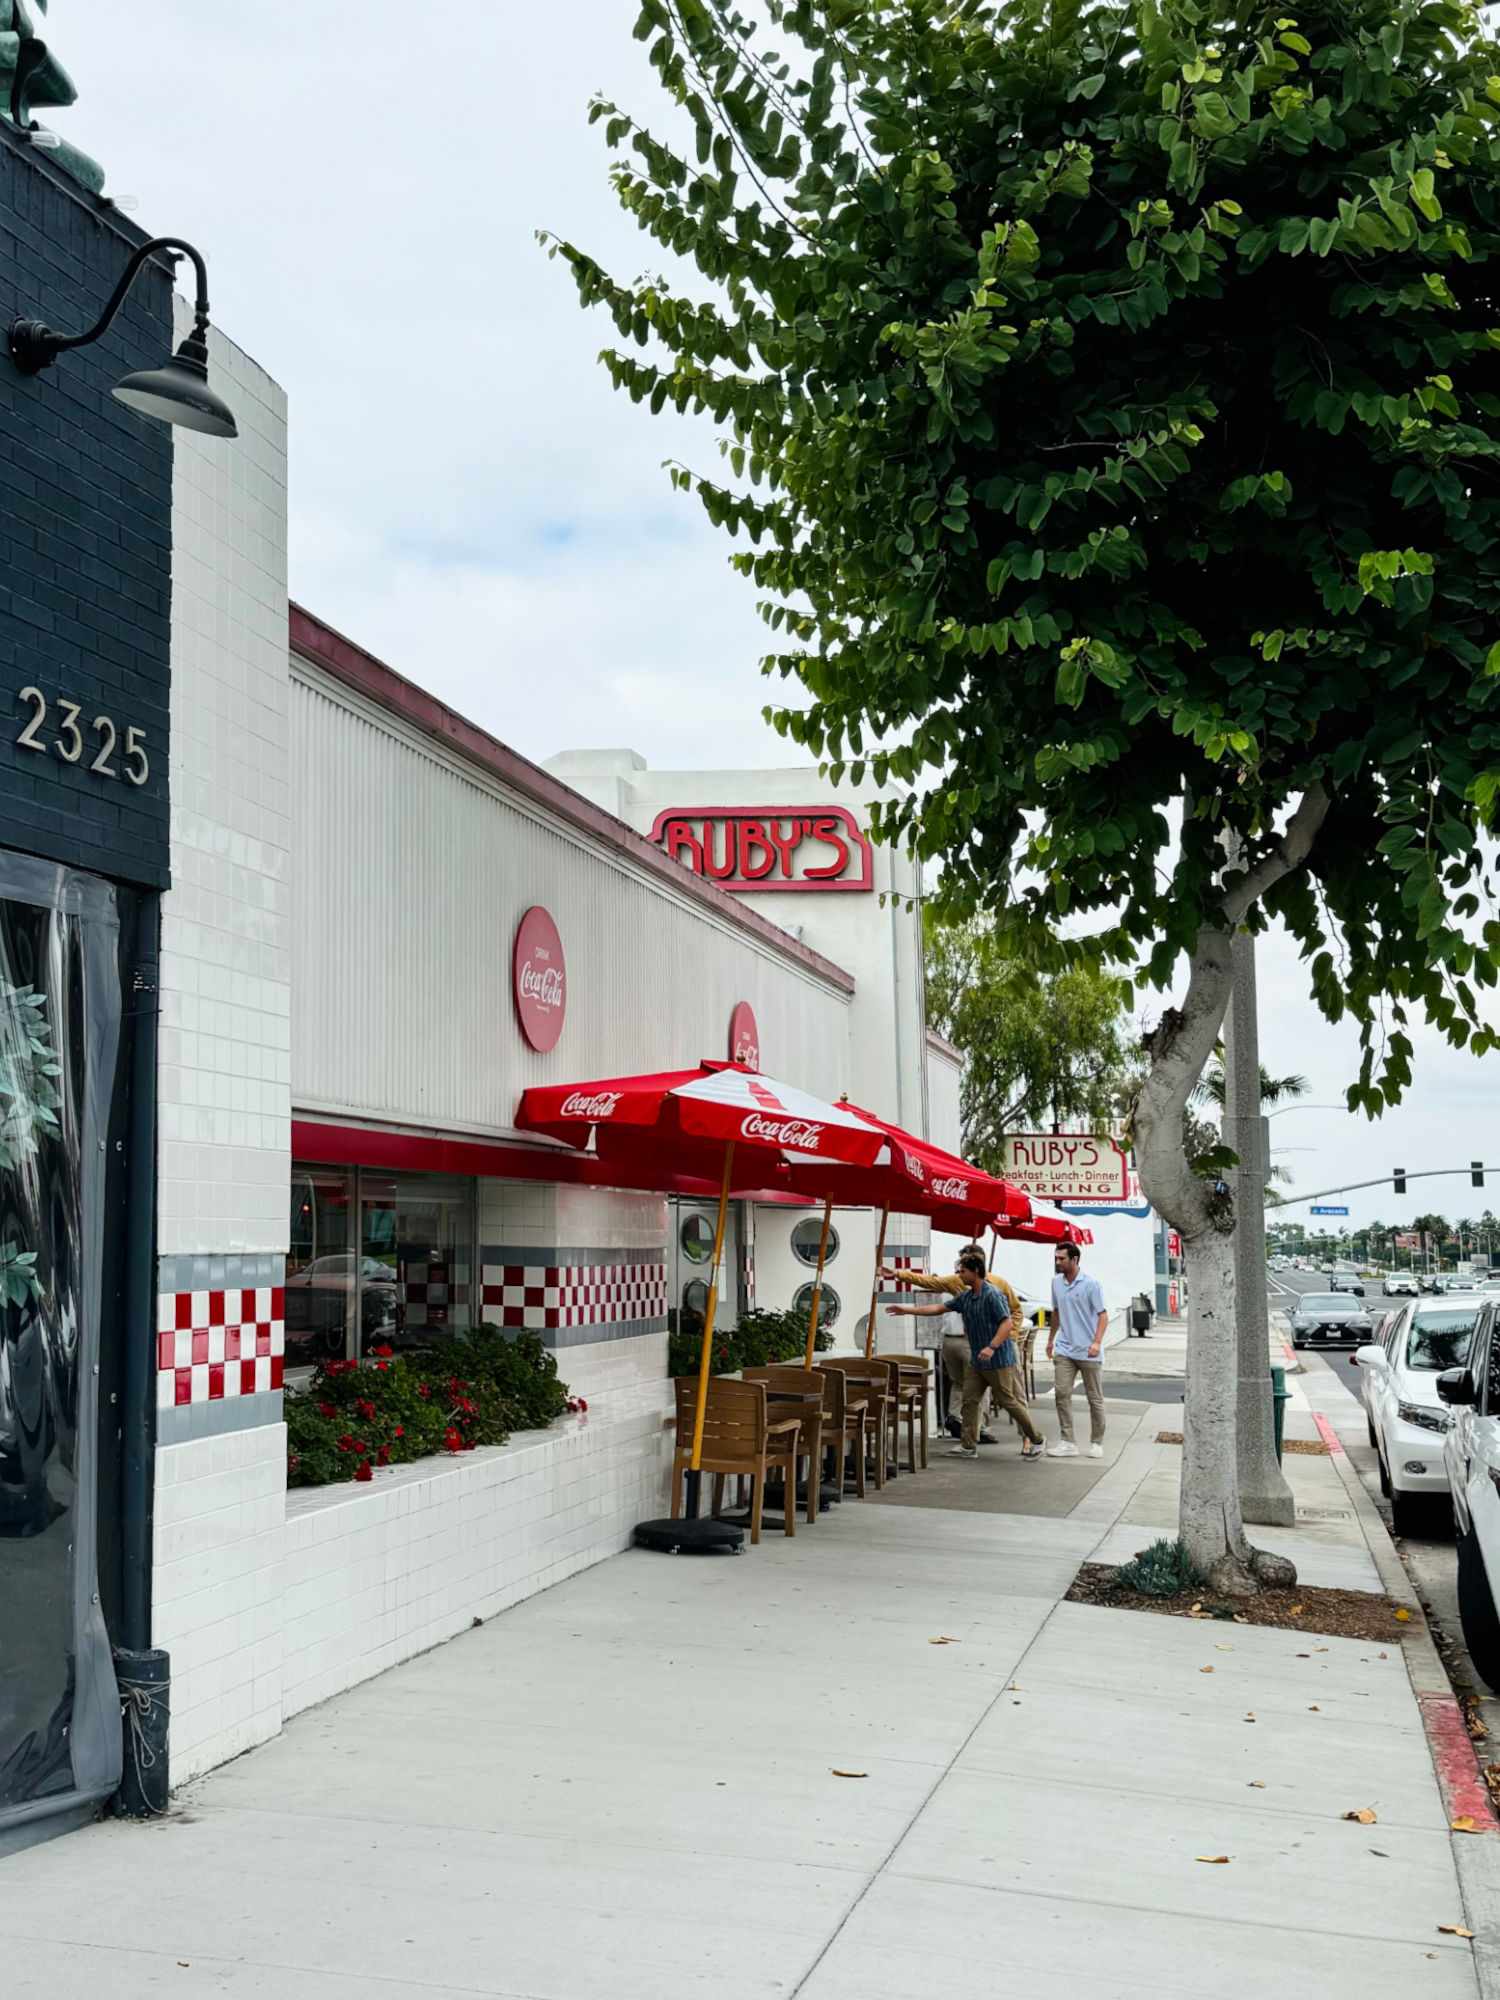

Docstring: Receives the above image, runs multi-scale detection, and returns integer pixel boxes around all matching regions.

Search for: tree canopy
[923,911,1134,1167]
[553,0,1500,1106]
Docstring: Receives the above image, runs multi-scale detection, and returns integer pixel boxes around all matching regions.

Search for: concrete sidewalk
[0,1392,1483,1998]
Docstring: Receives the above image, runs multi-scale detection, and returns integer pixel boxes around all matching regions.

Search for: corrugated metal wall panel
[291,673,852,1134]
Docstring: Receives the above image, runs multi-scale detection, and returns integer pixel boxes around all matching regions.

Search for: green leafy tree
[923,911,1134,1170]
[555,0,1500,1591]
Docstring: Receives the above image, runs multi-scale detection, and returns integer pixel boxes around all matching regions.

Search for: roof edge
[289,604,855,996]
[926,1027,964,1066]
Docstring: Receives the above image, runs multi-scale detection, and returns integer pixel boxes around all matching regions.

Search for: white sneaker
[946,1444,979,1460]
[1049,1441,1079,1458]
[1088,1443,1104,1459]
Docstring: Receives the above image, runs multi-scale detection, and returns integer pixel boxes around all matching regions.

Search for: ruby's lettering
[648,808,872,893]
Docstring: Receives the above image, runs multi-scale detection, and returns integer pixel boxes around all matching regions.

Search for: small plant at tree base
[1115,1538,1205,1599]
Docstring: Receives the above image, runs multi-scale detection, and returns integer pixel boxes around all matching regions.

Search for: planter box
[281,1391,671,1719]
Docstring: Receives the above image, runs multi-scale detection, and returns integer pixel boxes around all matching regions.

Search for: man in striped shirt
[887,1251,1044,1460]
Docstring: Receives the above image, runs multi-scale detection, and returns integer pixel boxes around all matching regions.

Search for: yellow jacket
[902,1270,1022,1322]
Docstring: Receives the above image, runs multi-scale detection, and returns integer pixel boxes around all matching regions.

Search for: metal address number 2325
[15,686,150,784]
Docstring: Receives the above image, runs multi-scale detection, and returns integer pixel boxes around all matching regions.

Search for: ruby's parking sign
[514,907,567,1053]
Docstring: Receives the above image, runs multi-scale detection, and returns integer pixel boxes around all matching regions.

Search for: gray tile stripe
[158,1252,287,1293]
[156,1390,283,1447]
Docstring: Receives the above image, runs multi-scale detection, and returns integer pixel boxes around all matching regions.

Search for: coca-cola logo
[513,907,567,1054]
[931,1176,970,1202]
[741,1113,824,1149]
[560,1090,622,1120]
[518,963,565,1007]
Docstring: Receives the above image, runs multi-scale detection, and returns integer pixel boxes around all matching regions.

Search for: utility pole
[1224,926,1295,1526]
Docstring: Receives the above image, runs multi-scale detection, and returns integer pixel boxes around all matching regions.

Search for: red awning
[784,1100,1031,1234]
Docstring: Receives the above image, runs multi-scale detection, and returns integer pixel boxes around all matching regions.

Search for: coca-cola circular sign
[513,907,567,1053]
[729,1001,760,1071]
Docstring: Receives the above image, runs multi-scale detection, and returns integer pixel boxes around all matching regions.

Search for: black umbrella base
[634,1515,745,1554]
[722,1479,842,1524]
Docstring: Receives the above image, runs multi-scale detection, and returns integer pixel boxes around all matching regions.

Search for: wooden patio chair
[670,1376,802,1544]
[816,1357,892,1489]
[871,1352,930,1472]
[740,1365,828,1524]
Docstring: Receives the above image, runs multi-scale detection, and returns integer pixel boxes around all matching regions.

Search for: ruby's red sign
[650,807,873,893]
[729,1001,760,1071]
[513,906,567,1053]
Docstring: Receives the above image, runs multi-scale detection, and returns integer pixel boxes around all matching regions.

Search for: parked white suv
[1355,1296,1486,1534]
[1437,1303,1500,1691]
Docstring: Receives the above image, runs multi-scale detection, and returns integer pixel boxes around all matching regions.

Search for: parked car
[1437,1304,1500,1690]
[1288,1290,1375,1349]
[1356,1296,1487,1534]
[1384,1274,1419,1297]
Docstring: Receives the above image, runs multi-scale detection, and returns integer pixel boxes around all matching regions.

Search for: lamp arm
[9,237,211,376]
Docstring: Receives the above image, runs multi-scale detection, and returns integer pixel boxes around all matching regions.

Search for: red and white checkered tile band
[156,1288,285,1408]
[889,1255,927,1292]
[479,1261,667,1332]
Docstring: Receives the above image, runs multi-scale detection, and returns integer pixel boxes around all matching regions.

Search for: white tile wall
[157,316,290,1256]
[555,1185,667,1251]
[152,1422,286,1785]
[281,1403,671,1719]
[559,1330,670,1406]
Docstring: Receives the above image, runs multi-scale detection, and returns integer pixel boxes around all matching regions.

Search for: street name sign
[1309,1204,1348,1216]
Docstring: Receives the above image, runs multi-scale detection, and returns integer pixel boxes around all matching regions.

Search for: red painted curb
[1311,1410,1346,1456]
[1417,1689,1500,1833]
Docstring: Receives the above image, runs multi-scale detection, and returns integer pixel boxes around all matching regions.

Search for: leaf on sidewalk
[1396,1608,1412,1622]
[1248,1781,1267,1789]
[831,1770,868,1779]
[1451,1816,1479,1833]
[928,1636,959,1645]
[1200,1666,1214,1674]
[1438,1926,1476,1938]
[1195,1854,1231,1864]
[1341,1808,1378,1824]
[1245,1712,1256,1722]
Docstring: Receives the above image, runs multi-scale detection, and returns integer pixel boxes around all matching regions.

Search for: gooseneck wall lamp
[8,235,238,438]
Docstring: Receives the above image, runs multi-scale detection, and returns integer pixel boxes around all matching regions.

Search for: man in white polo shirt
[1047,1240,1108,1458]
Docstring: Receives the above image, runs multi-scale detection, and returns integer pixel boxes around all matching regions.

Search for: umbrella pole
[864,1203,890,1359]
[685,1142,735,1518]
[802,1196,834,1369]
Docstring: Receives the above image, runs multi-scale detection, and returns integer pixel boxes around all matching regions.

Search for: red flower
[578,1398,588,1412]
[376,1445,391,1466]
[394,1424,404,1438]
[318,1400,336,1418]
[443,1426,463,1452]
[354,1460,373,1482]
[372,1344,393,1357]
[418,1383,431,1398]
[355,1398,376,1420]
[376,1361,389,1371]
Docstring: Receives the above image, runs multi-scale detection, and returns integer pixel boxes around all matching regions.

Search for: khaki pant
[943,1333,1018,1429]
[962,1359,1042,1451]
[1053,1355,1106,1444]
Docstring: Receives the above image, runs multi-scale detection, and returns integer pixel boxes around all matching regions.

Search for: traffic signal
[1394,1167,1407,1194]
[1475,1162,1486,1188]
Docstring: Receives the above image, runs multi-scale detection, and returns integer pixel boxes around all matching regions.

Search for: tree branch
[1222,784,1330,927]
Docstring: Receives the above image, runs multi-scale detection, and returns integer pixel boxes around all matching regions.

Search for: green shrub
[285,1325,573,1489]
[1114,1538,1204,1599]
[667,1304,832,1379]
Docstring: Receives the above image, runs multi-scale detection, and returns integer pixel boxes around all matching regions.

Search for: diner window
[288,1163,476,1370]
[360,1171,475,1355]
[794,1281,841,1328]
[791,1217,839,1266]
[680,1213,716,1264]
[286,1168,356,1371]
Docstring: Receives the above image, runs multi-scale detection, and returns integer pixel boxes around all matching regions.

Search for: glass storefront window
[680,1213,715,1263]
[359,1171,475,1355]
[286,1168,356,1371]
[288,1165,476,1367]
[791,1216,839,1266]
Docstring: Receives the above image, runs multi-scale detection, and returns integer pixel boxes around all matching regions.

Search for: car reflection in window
[1407,1307,1483,1372]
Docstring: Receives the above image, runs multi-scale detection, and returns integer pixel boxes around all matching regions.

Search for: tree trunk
[1131,928,1299,1595]
[1223,929,1294,1527]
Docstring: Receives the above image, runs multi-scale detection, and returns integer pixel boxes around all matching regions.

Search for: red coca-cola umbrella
[516,1062,884,1552]
[997,1211,1089,1246]
[782,1103,1031,1358]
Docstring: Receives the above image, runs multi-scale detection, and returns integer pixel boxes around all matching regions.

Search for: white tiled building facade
[141,324,950,1788]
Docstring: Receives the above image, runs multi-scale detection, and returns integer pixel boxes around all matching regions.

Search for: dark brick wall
[0,129,172,890]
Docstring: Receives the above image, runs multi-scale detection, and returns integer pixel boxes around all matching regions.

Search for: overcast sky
[54,1,1500,1238]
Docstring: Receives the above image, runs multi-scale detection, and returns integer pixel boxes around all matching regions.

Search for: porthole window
[682,1279,711,1321]
[794,1281,840,1328]
[791,1217,840,1266]
[680,1214,715,1264]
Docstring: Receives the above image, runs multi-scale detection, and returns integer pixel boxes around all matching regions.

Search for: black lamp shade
[113,336,237,438]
